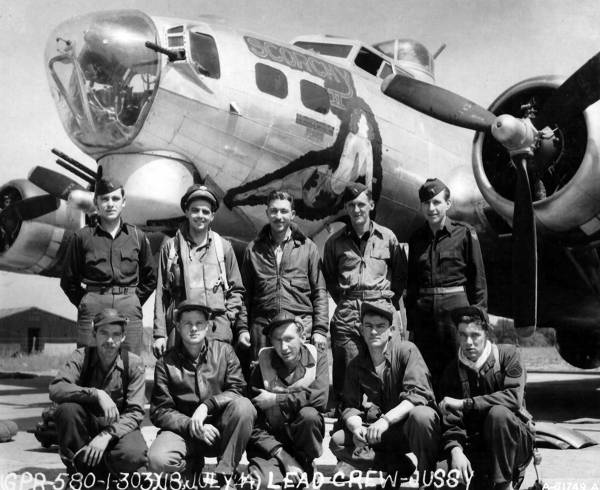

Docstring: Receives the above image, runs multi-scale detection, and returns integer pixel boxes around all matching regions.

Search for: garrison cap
[342,182,370,204]
[95,177,123,196]
[418,178,449,203]
[263,311,300,336]
[451,305,489,329]
[93,308,127,329]
[361,300,395,324]
[174,299,213,321]
[180,184,219,212]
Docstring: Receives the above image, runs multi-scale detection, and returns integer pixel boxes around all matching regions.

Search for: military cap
[95,177,123,196]
[180,184,219,212]
[418,178,449,203]
[262,311,300,336]
[361,300,395,324]
[93,308,127,329]
[174,299,213,321]
[342,182,371,204]
[451,305,489,329]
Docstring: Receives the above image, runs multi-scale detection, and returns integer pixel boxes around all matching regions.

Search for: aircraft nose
[45,10,160,150]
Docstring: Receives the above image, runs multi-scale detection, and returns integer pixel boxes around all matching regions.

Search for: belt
[86,285,137,295]
[419,286,465,295]
[341,290,394,300]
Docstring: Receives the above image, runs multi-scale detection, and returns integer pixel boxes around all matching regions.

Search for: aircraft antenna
[433,43,447,60]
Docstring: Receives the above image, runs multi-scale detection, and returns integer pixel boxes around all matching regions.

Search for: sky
[1,0,599,320]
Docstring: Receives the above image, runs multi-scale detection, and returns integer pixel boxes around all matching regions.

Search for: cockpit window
[189,32,220,79]
[45,10,160,150]
[255,63,288,99]
[167,25,184,49]
[355,47,385,76]
[294,41,353,58]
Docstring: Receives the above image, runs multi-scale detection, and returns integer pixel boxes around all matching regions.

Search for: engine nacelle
[0,179,84,276]
[473,76,600,245]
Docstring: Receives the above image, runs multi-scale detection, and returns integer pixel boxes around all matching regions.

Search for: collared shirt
[249,343,329,420]
[341,336,435,423]
[49,347,146,440]
[60,221,156,306]
[323,221,407,305]
[406,219,487,308]
[272,228,293,269]
[150,339,246,436]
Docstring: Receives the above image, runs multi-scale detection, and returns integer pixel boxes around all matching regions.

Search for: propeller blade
[381,74,496,131]
[535,52,600,130]
[511,157,538,332]
[3,195,60,221]
[29,166,85,200]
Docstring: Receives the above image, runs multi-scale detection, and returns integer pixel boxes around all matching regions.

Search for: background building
[0,307,76,355]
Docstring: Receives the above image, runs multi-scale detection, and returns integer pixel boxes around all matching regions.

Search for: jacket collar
[93,220,128,237]
[178,222,213,248]
[345,221,381,239]
[257,222,306,245]
[420,218,454,238]
[88,347,124,374]
[177,338,210,365]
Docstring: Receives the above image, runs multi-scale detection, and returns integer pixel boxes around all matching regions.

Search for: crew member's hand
[96,390,119,425]
[195,423,220,446]
[440,396,464,415]
[81,432,112,467]
[366,416,390,445]
[237,331,251,349]
[311,333,327,351]
[450,447,473,484]
[189,404,208,439]
[252,389,277,410]
[152,337,167,358]
[351,426,368,447]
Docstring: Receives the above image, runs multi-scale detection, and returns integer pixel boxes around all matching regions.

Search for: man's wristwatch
[381,414,392,425]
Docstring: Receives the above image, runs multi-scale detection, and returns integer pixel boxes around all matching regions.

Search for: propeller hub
[491,114,538,155]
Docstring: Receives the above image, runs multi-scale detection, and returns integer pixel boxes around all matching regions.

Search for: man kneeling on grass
[49,308,147,478]
[329,300,440,485]
[148,300,256,490]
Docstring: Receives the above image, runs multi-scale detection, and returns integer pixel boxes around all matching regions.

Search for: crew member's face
[267,198,295,235]
[177,310,210,347]
[420,190,451,227]
[94,324,125,361]
[95,189,125,222]
[270,322,303,366]
[345,191,374,230]
[361,312,391,349]
[458,321,487,362]
[186,198,215,234]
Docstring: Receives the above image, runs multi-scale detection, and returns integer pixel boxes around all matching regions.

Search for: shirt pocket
[438,251,465,276]
[120,249,138,276]
[366,243,390,277]
[290,275,311,293]
[85,248,105,268]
